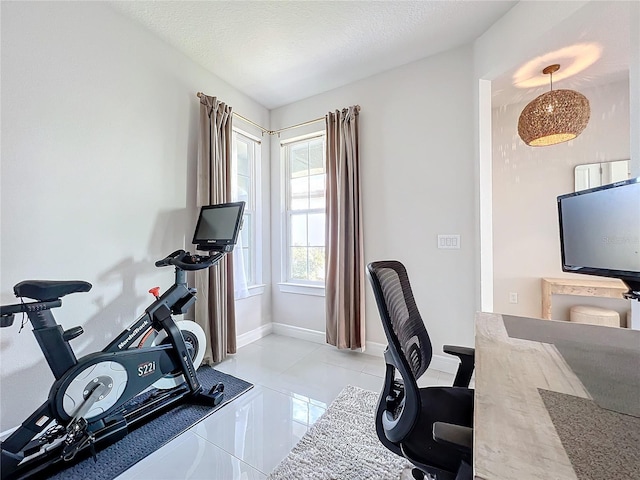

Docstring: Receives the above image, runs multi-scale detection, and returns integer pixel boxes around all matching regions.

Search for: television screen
[557,177,639,288]
[192,202,245,250]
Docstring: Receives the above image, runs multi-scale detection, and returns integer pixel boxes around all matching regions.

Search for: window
[282,134,326,286]
[232,129,260,287]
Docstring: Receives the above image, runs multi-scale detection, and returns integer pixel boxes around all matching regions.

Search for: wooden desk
[474,312,640,479]
[541,277,627,319]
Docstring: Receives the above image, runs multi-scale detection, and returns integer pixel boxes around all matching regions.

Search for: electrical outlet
[509,292,518,304]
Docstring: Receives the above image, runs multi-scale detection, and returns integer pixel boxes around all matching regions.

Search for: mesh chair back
[367,260,433,380]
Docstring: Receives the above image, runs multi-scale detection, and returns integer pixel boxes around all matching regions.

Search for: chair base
[400,465,453,480]
[400,467,432,480]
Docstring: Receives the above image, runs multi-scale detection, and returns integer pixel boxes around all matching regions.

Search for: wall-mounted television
[557,177,640,298]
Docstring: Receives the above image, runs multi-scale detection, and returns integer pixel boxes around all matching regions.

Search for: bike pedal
[212,383,224,405]
[208,382,224,395]
[211,390,224,406]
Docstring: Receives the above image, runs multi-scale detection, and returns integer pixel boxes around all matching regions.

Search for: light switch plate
[437,234,461,249]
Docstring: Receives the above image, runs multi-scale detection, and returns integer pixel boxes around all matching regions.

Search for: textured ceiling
[490,1,632,108]
[108,0,516,109]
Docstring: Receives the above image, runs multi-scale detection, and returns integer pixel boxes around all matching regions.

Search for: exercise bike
[0,201,245,480]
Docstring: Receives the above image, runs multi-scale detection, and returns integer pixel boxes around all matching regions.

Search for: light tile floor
[115,334,455,480]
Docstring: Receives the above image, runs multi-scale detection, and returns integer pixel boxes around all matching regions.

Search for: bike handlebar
[155,249,225,271]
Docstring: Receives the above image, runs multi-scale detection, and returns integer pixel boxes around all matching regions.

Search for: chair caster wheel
[411,468,426,480]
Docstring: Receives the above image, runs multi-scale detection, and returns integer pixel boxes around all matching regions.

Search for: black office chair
[366,260,475,480]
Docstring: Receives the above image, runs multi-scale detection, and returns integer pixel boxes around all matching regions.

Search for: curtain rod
[196,92,324,136]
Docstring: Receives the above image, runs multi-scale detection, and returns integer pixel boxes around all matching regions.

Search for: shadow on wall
[0,258,155,432]
[0,210,193,431]
[147,208,190,259]
[0,257,152,433]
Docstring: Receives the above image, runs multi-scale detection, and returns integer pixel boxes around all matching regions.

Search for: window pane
[290,144,308,178]
[309,174,325,209]
[236,140,250,176]
[242,247,251,283]
[237,175,251,205]
[240,213,251,246]
[309,140,324,173]
[309,196,325,209]
[290,247,308,279]
[290,177,309,210]
[308,247,325,281]
[290,214,307,246]
[308,213,325,246]
[233,131,259,287]
[291,197,309,210]
[283,135,326,284]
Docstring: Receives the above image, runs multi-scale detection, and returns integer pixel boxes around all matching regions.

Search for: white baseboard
[264,323,460,375]
[363,340,386,357]
[429,354,460,375]
[237,323,273,349]
[364,340,458,374]
[271,322,327,344]
[271,324,387,355]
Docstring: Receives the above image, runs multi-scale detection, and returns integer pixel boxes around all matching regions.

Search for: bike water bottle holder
[0,314,15,328]
[62,326,84,342]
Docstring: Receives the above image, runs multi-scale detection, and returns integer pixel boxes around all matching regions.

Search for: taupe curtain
[325,105,365,350]
[195,94,236,364]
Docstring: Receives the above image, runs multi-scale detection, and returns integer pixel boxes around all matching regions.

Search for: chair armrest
[443,345,475,358]
[432,422,473,456]
[443,345,475,387]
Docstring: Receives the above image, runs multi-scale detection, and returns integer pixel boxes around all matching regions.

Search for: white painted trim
[363,340,459,375]
[429,354,460,375]
[277,283,325,297]
[236,323,273,349]
[279,130,325,146]
[271,322,326,344]
[235,284,266,301]
[478,78,494,313]
[233,126,262,144]
[247,284,266,296]
[363,340,386,357]
[268,323,460,375]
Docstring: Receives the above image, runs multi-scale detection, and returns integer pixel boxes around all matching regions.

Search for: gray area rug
[268,385,411,480]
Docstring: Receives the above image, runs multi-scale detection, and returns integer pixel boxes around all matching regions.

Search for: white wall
[270,46,477,354]
[474,0,640,318]
[3,0,638,435]
[0,2,270,431]
[492,79,631,319]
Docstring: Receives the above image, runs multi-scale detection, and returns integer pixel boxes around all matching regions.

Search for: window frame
[232,128,262,290]
[280,131,327,293]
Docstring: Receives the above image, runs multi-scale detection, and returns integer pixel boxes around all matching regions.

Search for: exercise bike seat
[14,280,92,301]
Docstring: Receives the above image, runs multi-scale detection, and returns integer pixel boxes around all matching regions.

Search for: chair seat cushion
[402,386,474,473]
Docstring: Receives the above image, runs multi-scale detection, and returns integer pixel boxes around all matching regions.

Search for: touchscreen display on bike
[192,201,245,250]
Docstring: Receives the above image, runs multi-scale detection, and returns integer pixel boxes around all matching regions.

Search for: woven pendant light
[518,64,590,147]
